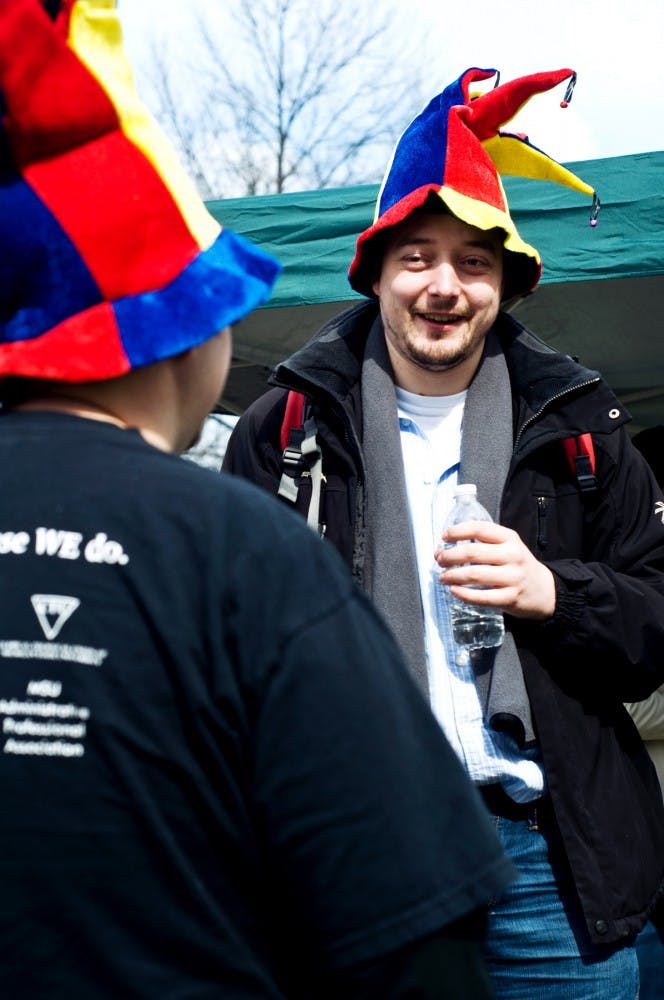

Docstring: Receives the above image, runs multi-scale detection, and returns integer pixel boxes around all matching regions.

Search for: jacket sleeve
[222,387,288,497]
[536,427,664,701]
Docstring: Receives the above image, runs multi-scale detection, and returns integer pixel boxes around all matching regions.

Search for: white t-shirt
[395,385,545,801]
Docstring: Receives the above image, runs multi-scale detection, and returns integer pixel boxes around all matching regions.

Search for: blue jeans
[636,920,664,1000]
[481,806,638,999]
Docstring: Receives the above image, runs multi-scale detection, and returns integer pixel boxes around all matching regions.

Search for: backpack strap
[562,433,597,493]
[278,390,325,534]
[279,390,306,452]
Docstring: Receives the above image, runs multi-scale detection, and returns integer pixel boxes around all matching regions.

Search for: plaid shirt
[396,388,544,802]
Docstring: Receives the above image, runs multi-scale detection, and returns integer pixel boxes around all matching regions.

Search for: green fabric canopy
[208,150,664,429]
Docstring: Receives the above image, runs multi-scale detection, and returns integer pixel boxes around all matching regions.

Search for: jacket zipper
[513,377,602,453]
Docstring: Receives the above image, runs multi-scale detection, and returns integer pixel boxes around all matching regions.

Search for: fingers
[436,541,509,569]
[442,571,554,620]
[436,524,518,570]
[445,583,506,609]
[441,520,506,546]
[434,523,556,620]
[441,563,517,589]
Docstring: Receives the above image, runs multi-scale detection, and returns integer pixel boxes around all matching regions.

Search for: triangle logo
[30,594,81,641]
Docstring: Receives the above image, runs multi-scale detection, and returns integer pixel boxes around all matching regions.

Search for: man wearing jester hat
[226,67,664,995]
[0,3,517,997]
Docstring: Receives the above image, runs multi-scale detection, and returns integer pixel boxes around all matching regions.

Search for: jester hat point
[348,66,599,301]
[0,0,281,383]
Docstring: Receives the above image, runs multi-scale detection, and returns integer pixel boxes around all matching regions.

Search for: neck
[12,395,171,452]
[14,395,130,429]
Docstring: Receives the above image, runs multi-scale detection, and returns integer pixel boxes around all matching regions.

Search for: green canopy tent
[208,150,664,432]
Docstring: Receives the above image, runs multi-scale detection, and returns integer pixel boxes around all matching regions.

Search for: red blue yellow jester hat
[0,0,281,382]
[348,66,599,301]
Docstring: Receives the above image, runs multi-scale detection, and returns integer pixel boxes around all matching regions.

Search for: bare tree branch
[142,0,429,196]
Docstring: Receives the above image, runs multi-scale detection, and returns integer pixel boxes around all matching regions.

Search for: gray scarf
[361,318,536,748]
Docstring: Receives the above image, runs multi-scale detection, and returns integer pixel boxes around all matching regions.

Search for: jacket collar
[496,311,629,450]
[271,300,378,402]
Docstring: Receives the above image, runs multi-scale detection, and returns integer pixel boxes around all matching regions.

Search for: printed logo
[656,501,664,524]
[30,594,81,640]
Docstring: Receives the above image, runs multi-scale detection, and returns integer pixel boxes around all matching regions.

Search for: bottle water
[440,483,504,649]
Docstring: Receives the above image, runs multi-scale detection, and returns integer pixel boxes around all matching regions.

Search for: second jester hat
[348,67,599,301]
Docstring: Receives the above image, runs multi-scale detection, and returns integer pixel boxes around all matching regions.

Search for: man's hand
[435,521,556,620]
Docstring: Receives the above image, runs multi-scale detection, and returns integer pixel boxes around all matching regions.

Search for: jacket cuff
[538,561,594,633]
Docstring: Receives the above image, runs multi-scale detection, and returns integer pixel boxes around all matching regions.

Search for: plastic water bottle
[440,483,505,649]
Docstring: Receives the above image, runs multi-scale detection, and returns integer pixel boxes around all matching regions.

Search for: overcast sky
[120,0,663,167]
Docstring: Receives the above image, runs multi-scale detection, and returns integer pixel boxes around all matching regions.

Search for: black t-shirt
[0,412,511,998]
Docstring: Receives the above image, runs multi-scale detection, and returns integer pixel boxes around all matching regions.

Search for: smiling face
[372,212,504,395]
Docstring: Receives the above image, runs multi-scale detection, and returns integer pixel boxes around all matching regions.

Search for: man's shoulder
[294,299,379,354]
[271,299,379,388]
[236,386,289,427]
[494,309,562,359]
[495,309,606,405]
[224,299,380,469]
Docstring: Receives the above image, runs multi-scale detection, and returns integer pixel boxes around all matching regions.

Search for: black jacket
[225,299,664,946]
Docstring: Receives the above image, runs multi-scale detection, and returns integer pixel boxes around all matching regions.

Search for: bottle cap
[454,483,478,497]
